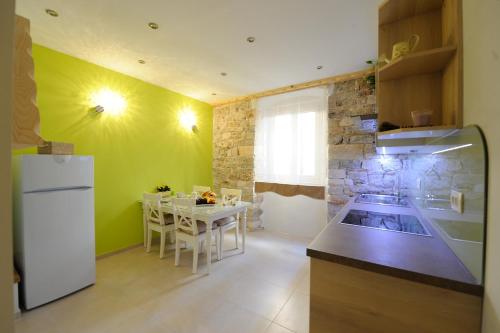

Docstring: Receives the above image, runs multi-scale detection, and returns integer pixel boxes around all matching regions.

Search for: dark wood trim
[254,182,325,200]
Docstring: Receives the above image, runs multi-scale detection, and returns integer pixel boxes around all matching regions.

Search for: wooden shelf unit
[378,46,456,81]
[379,0,443,25]
[377,0,463,130]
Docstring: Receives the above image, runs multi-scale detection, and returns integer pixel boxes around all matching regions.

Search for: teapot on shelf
[391,34,420,61]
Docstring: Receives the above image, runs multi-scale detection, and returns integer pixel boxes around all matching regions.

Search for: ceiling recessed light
[220,72,227,76]
[138,59,146,64]
[316,65,323,70]
[148,22,159,30]
[45,9,59,17]
[246,36,255,43]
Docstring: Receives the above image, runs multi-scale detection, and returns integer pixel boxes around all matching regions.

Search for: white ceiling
[16,0,379,104]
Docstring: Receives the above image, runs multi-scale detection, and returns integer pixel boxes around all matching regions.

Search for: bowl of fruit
[196,191,217,205]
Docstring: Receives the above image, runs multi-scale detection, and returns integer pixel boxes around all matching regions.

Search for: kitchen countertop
[307,197,483,296]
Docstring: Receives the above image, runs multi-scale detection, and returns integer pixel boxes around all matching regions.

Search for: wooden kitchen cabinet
[309,258,482,333]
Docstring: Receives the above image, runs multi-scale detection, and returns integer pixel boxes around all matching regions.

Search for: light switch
[450,190,464,214]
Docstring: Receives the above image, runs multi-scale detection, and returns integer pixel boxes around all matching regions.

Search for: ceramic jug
[391,34,420,60]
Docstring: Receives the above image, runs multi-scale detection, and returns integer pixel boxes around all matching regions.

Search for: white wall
[260,192,327,240]
[463,0,500,331]
[0,0,15,332]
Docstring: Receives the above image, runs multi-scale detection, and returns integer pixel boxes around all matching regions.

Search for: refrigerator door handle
[24,186,93,194]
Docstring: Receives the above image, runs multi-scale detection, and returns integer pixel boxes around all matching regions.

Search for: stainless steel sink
[355,194,410,207]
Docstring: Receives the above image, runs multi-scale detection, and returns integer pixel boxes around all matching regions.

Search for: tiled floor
[15,230,311,333]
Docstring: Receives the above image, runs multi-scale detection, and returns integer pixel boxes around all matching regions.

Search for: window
[255,87,328,186]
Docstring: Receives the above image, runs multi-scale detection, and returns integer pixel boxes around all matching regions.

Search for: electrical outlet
[450,190,464,214]
[416,178,422,191]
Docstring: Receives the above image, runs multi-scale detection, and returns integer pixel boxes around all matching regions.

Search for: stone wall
[212,99,263,229]
[213,99,255,200]
[327,78,408,219]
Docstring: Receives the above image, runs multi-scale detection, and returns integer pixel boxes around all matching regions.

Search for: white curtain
[255,87,328,186]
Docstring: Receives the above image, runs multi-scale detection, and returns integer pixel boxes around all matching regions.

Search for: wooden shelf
[378,46,456,82]
[379,0,443,25]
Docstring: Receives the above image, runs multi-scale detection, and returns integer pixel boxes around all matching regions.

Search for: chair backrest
[143,193,166,226]
[221,188,242,219]
[221,188,242,201]
[193,185,210,195]
[172,198,199,235]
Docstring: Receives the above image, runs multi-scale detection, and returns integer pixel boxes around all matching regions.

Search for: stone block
[349,135,374,144]
[329,134,343,145]
[348,170,368,184]
[329,168,346,179]
[381,158,402,171]
[339,117,354,127]
[328,185,344,195]
[344,178,354,186]
[238,146,254,157]
[329,159,340,169]
[329,179,345,186]
[327,194,349,205]
[359,119,377,133]
[362,159,383,172]
[339,160,362,169]
[363,144,377,159]
[329,144,364,160]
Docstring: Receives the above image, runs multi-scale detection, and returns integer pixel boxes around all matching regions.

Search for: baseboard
[96,242,144,260]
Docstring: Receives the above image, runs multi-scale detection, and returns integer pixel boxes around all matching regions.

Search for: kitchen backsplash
[405,126,487,283]
[327,77,409,219]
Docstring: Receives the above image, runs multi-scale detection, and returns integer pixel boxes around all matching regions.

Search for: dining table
[141,199,251,273]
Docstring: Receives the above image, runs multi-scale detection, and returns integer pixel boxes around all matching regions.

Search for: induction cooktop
[340,209,430,236]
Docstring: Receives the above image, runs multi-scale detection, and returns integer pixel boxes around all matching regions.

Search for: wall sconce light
[91,89,126,116]
[179,110,197,132]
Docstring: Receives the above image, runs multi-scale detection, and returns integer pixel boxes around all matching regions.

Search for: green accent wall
[19,45,213,256]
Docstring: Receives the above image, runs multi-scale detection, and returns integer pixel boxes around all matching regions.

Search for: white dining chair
[143,193,175,259]
[172,198,220,273]
[214,188,242,259]
[192,185,210,195]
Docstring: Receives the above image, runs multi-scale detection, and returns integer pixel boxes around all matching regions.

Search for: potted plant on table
[156,185,171,198]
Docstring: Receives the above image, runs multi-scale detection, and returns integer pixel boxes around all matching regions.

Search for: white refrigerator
[13,154,95,309]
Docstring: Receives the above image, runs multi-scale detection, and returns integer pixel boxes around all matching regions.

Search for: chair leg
[200,240,205,254]
[192,241,199,274]
[146,228,152,253]
[160,230,166,259]
[174,237,181,266]
[216,232,221,261]
[235,222,239,249]
[169,230,175,244]
[219,228,224,259]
